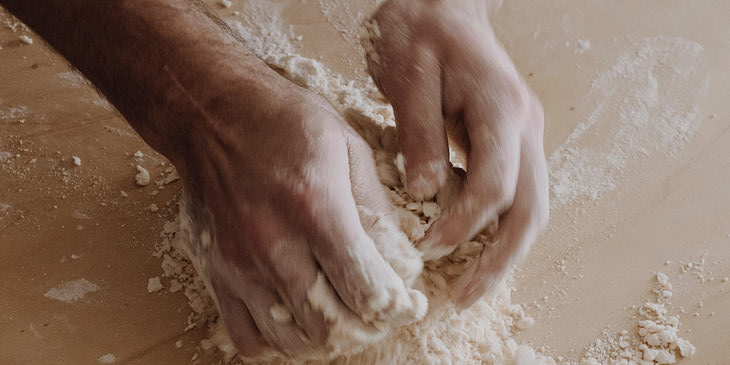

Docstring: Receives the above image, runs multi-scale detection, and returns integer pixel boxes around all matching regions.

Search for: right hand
[364,0,549,309]
[172,68,426,358]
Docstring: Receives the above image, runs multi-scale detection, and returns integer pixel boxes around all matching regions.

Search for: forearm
[1,0,282,164]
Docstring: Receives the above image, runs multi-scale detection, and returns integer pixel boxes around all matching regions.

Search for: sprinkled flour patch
[97,353,117,363]
[549,37,709,208]
[44,278,100,303]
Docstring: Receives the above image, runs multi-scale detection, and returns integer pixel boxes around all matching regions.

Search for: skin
[2,0,548,357]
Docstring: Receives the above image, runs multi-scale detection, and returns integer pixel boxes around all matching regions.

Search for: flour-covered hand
[174,76,427,356]
[365,0,549,309]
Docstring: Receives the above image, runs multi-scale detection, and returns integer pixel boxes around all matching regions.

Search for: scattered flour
[97,353,117,363]
[679,255,711,283]
[549,37,709,208]
[56,71,87,88]
[0,104,28,122]
[44,278,100,303]
[0,151,13,162]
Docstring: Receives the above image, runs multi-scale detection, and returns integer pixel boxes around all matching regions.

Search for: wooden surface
[1,0,728,364]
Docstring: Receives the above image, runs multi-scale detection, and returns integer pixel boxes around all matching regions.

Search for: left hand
[364,0,549,309]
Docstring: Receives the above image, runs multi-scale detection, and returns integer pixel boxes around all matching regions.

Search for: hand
[174,72,426,357]
[0,0,426,358]
[364,0,549,309]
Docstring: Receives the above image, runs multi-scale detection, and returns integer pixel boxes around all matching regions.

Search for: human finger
[418,106,521,260]
[453,122,549,309]
[307,137,427,327]
[248,226,329,349]
[375,45,450,201]
[211,280,273,359]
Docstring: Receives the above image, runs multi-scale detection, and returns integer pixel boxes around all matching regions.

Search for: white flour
[549,37,709,208]
[44,278,100,303]
[97,353,118,363]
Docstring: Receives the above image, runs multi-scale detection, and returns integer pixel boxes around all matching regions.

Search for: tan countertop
[1,0,728,364]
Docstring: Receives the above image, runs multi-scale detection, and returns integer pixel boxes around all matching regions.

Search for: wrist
[2,0,292,166]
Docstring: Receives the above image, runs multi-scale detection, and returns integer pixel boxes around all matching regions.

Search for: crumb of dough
[149,204,160,213]
[133,150,144,158]
[120,190,128,197]
[169,279,183,293]
[581,272,695,364]
[147,277,164,293]
[219,0,232,8]
[72,155,82,166]
[135,165,151,186]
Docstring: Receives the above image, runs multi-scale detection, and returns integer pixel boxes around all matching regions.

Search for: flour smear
[549,37,709,208]
[44,278,100,303]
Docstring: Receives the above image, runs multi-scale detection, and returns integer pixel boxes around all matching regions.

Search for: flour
[18,34,32,44]
[549,37,709,208]
[317,0,376,44]
[0,151,12,162]
[574,39,591,55]
[97,353,117,363]
[44,278,100,303]
[679,255,712,283]
[72,155,82,166]
[56,71,87,88]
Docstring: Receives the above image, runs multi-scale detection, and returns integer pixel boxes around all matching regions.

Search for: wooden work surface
[1,0,728,364]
